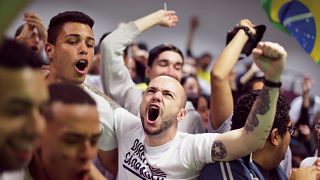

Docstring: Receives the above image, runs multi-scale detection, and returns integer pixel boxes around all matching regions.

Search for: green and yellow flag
[262,0,320,64]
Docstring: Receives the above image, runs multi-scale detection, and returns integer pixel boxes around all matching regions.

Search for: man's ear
[177,108,186,122]
[270,128,280,146]
[45,43,54,63]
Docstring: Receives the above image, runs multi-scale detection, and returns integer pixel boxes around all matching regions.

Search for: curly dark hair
[231,90,291,138]
[48,11,94,45]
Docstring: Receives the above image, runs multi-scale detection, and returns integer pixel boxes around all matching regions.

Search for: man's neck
[28,151,54,180]
[252,148,276,171]
[144,128,177,147]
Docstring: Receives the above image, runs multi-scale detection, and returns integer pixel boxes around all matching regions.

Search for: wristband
[235,25,254,40]
[263,78,282,88]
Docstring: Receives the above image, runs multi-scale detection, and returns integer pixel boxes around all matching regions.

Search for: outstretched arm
[134,10,178,33]
[210,19,256,130]
[211,42,287,161]
[100,9,178,115]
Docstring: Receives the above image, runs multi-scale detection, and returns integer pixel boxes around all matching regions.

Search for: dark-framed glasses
[287,126,296,136]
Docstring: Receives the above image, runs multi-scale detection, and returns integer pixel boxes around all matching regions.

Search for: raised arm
[211,42,287,161]
[15,11,47,45]
[186,16,199,57]
[100,9,178,115]
[210,19,256,130]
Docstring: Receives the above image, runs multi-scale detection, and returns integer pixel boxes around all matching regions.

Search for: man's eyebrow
[7,98,32,107]
[65,34,81,38]
[162,90,175,96]
[63,132,83,137]
[157,59,169,62]
[146,87,158,91]
[92,132,101,138]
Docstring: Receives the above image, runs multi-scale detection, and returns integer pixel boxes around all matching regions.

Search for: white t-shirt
[300,157,318,167]
[289,95,320,125]
[83,85,119,151]
[106,108,217,180]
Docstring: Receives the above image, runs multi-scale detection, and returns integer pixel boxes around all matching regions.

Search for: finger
[252,48,263,57]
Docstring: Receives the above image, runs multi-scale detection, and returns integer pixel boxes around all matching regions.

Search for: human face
[147,51,183,81]
[39,103,100,180]
[23,27,42,55]
[46,22,95,84]
[0,68,48,171]
[126,57,137,79]
[183,76,200,96]
[277,121,292,163]
[197,96,209,128]
[314,113,320,153]
[140,76,185,136]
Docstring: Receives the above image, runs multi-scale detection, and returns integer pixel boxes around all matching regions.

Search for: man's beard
[141,113,177,136]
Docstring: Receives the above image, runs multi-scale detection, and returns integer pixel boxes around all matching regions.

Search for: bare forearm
[210,30,248,129]
[244,86,279,149]
[134,11,162,33]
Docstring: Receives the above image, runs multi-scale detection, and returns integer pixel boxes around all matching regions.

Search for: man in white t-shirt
[100,37,288,178]
[100,9,205,135]
[44,11,118,175]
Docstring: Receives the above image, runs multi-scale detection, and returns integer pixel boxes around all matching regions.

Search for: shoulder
[198,160,253,180]
[83,84,121,109]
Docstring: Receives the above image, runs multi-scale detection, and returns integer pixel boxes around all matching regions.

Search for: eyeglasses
[315,123,320,130]
[287,126,296,136]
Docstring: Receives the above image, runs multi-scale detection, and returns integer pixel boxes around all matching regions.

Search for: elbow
[211,69,227,82]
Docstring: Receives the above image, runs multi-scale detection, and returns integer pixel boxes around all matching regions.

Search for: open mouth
[76,169,89,180]
[148,105,160,121]
[31,46,38,52]
[75,60,88,72]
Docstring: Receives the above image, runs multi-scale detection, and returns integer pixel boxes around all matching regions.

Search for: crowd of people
[1,7,320,180]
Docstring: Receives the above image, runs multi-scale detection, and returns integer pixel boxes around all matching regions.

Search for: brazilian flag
[262,0,320,64]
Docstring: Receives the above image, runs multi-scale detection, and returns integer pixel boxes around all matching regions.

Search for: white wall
[6,0,320,95]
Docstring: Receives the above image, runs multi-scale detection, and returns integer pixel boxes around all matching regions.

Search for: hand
[239,19,256,36]
[313,158,320,171]
[298,124,311,140]
[252,42,287,82]
[302,75,314,95]
[24,11,47,43]
[156,10,179,28]
[41,65,50,80]
[190,16,199,31]
[289,167,320,180]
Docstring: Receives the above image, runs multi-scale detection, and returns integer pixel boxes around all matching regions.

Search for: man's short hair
[147,44,184,67]
[0,38,43,69]
[47,11,94,45]
[231,90,290,138]
[41,83,96,122]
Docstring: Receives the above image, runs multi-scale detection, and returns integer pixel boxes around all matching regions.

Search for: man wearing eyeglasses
[300,111,320,168]
[199,89,294,180]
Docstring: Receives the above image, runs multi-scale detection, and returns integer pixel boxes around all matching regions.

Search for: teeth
[150,105,158,109]
[79,60,86,64]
